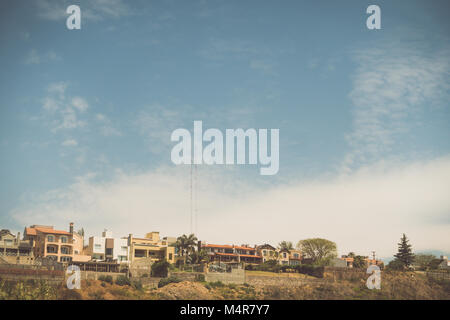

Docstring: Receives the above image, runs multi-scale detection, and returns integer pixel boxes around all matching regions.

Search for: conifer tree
[394,233,415,269]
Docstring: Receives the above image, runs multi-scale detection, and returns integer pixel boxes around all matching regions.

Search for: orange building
[202,244,262,264]
[23,222,90,263]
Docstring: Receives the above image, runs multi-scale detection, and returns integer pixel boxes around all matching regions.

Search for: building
[87,229,129,263]
[256,244,277,263]
[24,224,75,263]
[23,223,90,263]
[278,248,302,266]
[438,256,450,270]
[203,244,262,264]
[0,229,34,264]
[128,232,175,264]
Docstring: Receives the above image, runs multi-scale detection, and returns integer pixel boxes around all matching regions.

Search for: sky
[0,0,449,260]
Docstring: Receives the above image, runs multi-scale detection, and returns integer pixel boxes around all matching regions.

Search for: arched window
[47,235,55,242]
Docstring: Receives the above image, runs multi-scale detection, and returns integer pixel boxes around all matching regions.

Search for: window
[293,253,299,258]
[4,239,13,246]
[169,253,173,260]
[47,235,55,242]
[61,236,68,243]
[60,256,72,263]
[95,244,102,250]
[283,253,287,258]
[47,246,58,254]
[61,246,70,255]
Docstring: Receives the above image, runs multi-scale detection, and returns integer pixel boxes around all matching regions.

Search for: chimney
[69,222,74,234]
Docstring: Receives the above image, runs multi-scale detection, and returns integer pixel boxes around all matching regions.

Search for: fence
[426,271,450,281]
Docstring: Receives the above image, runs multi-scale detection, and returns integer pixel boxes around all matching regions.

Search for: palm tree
[176,234,198,264]
[278,241,294,251]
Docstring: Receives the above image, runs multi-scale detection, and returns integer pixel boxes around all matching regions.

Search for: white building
[88,230,129,263]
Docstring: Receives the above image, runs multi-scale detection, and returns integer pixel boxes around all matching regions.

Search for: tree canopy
[297,238,337,266]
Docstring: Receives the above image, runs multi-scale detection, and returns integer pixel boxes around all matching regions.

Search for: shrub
[294,264,324,278]
[195,274,205,282]
[58,288,82,300]
[88,290,105,300]
[158,276,181,288]
[98,275,113,284]
[208,281,225,288]
[151,260,171,277]
[115,275,131,286]
[132,280,143,291]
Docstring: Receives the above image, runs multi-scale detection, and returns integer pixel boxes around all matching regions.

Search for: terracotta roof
[239,254,262,259]
[203,244,234,249]
[203,244,256,251]
[27,227,71,236]
[213,252,262,259]
[25,227,37,236]
[235,246,256,251]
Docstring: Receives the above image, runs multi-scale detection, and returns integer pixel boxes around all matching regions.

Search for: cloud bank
[11,156,450,258]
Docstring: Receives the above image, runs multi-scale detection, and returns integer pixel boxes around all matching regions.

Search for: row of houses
[5,222,444,270]
[0,223,176,267]
[0,223,302,267]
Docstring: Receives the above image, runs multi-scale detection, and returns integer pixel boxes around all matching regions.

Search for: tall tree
[278,241,294,251]
[394,234,415,269]
[297,238,337,266]
[175,233,198,263]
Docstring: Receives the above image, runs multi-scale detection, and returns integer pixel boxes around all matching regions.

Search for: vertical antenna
[190,163,193,234]
[194,164,198,236]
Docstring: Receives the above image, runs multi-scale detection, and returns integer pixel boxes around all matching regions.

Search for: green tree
[353,255,367,269]
[175,234,198,264]
[297,238,337,266]
[151,260,171,277]
[278,241,294,251]
[394,234,415,269]
[414,254,437,271]
[386,258,404,271]
[187,249,210,264]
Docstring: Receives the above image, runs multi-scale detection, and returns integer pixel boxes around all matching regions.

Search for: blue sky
[0,0,449,258]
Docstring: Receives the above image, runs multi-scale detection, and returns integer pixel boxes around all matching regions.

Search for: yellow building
[128,232,175,264]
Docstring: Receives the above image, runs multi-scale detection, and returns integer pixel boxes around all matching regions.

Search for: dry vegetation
[1,272,448,300]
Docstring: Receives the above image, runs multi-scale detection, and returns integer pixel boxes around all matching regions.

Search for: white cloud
[344,44,450,171]
[95,113,121,137]
[62,139,78,147]
[11,156,450,258]
[25,49,61,65]
[71,97,89,112]
[25,49,40,64]
[42,83,88,131]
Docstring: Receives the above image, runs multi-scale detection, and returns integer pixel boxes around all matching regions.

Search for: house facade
[24,223,90,263]
[203,244,262,264]
[87,229,129,263]
[0,230,34,264]
[128,232,175,264]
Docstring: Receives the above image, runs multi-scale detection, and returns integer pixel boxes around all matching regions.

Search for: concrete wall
[246,275,323,287]
[79,271,126,281]
[205,269,246,284]
[169,272,204,281]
